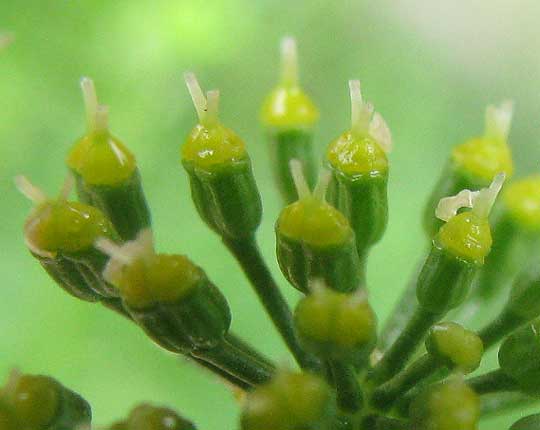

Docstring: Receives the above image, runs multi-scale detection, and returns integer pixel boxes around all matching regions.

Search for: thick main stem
[193,340,275,386]
[223,236,319,371]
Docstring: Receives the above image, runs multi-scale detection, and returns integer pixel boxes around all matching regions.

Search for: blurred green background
[2,1,540,428]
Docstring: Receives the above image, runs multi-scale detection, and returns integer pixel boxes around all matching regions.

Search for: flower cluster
[7,37,540,429]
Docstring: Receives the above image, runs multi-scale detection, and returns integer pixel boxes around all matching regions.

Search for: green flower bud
[425,322,483,373]
[276,162,362,293]
[295,282,376,360]
[67,77,151,241]
[98,230,231,352]
[0,370,91,430]
[510,414,540,430]
[124,403,196,430]
[241,370,332,430]
[409,378,480,430]
[418,174,504,313]
[325,80,391,258]
[17,176,119,301]
[424,101,514,237]
[260,37,319,203]
[181,73,262,240]
[498,321,540,396]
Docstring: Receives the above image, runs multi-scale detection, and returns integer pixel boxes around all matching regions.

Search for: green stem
[189,356,251,390]
[223,236,319,370]
[329,360,363,413]
[481,392,539,417]
[269,129,317,204]
[192,340,275,386]
[378,258,425,351]
[101,297,131,319]
[371,355,439,410]
[479,309,525,350]
[467,369,518,395]
[370,306,440,384]
[226,333,275,369]
[100,298,252,389]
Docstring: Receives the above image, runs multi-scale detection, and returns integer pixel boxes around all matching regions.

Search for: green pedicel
[371,174,503,384]
[372,322,483,411]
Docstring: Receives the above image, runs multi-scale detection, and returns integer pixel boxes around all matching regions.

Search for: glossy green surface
[2,2,540,429]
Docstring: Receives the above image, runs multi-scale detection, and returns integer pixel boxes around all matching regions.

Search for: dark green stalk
[101,297,131,319]
[269,129,317,204]
[480,392,539,417]
[99,296,252,390]
[223,236,318,370]
[190,355,251,390]
[192,341,275,386]
[226,333,275,369]
[371,354,439,410]
[329,360,363,413]
[378,259,424,351]
[370,306,440,384]
[467,369,518,395]
[478,309,525,349]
